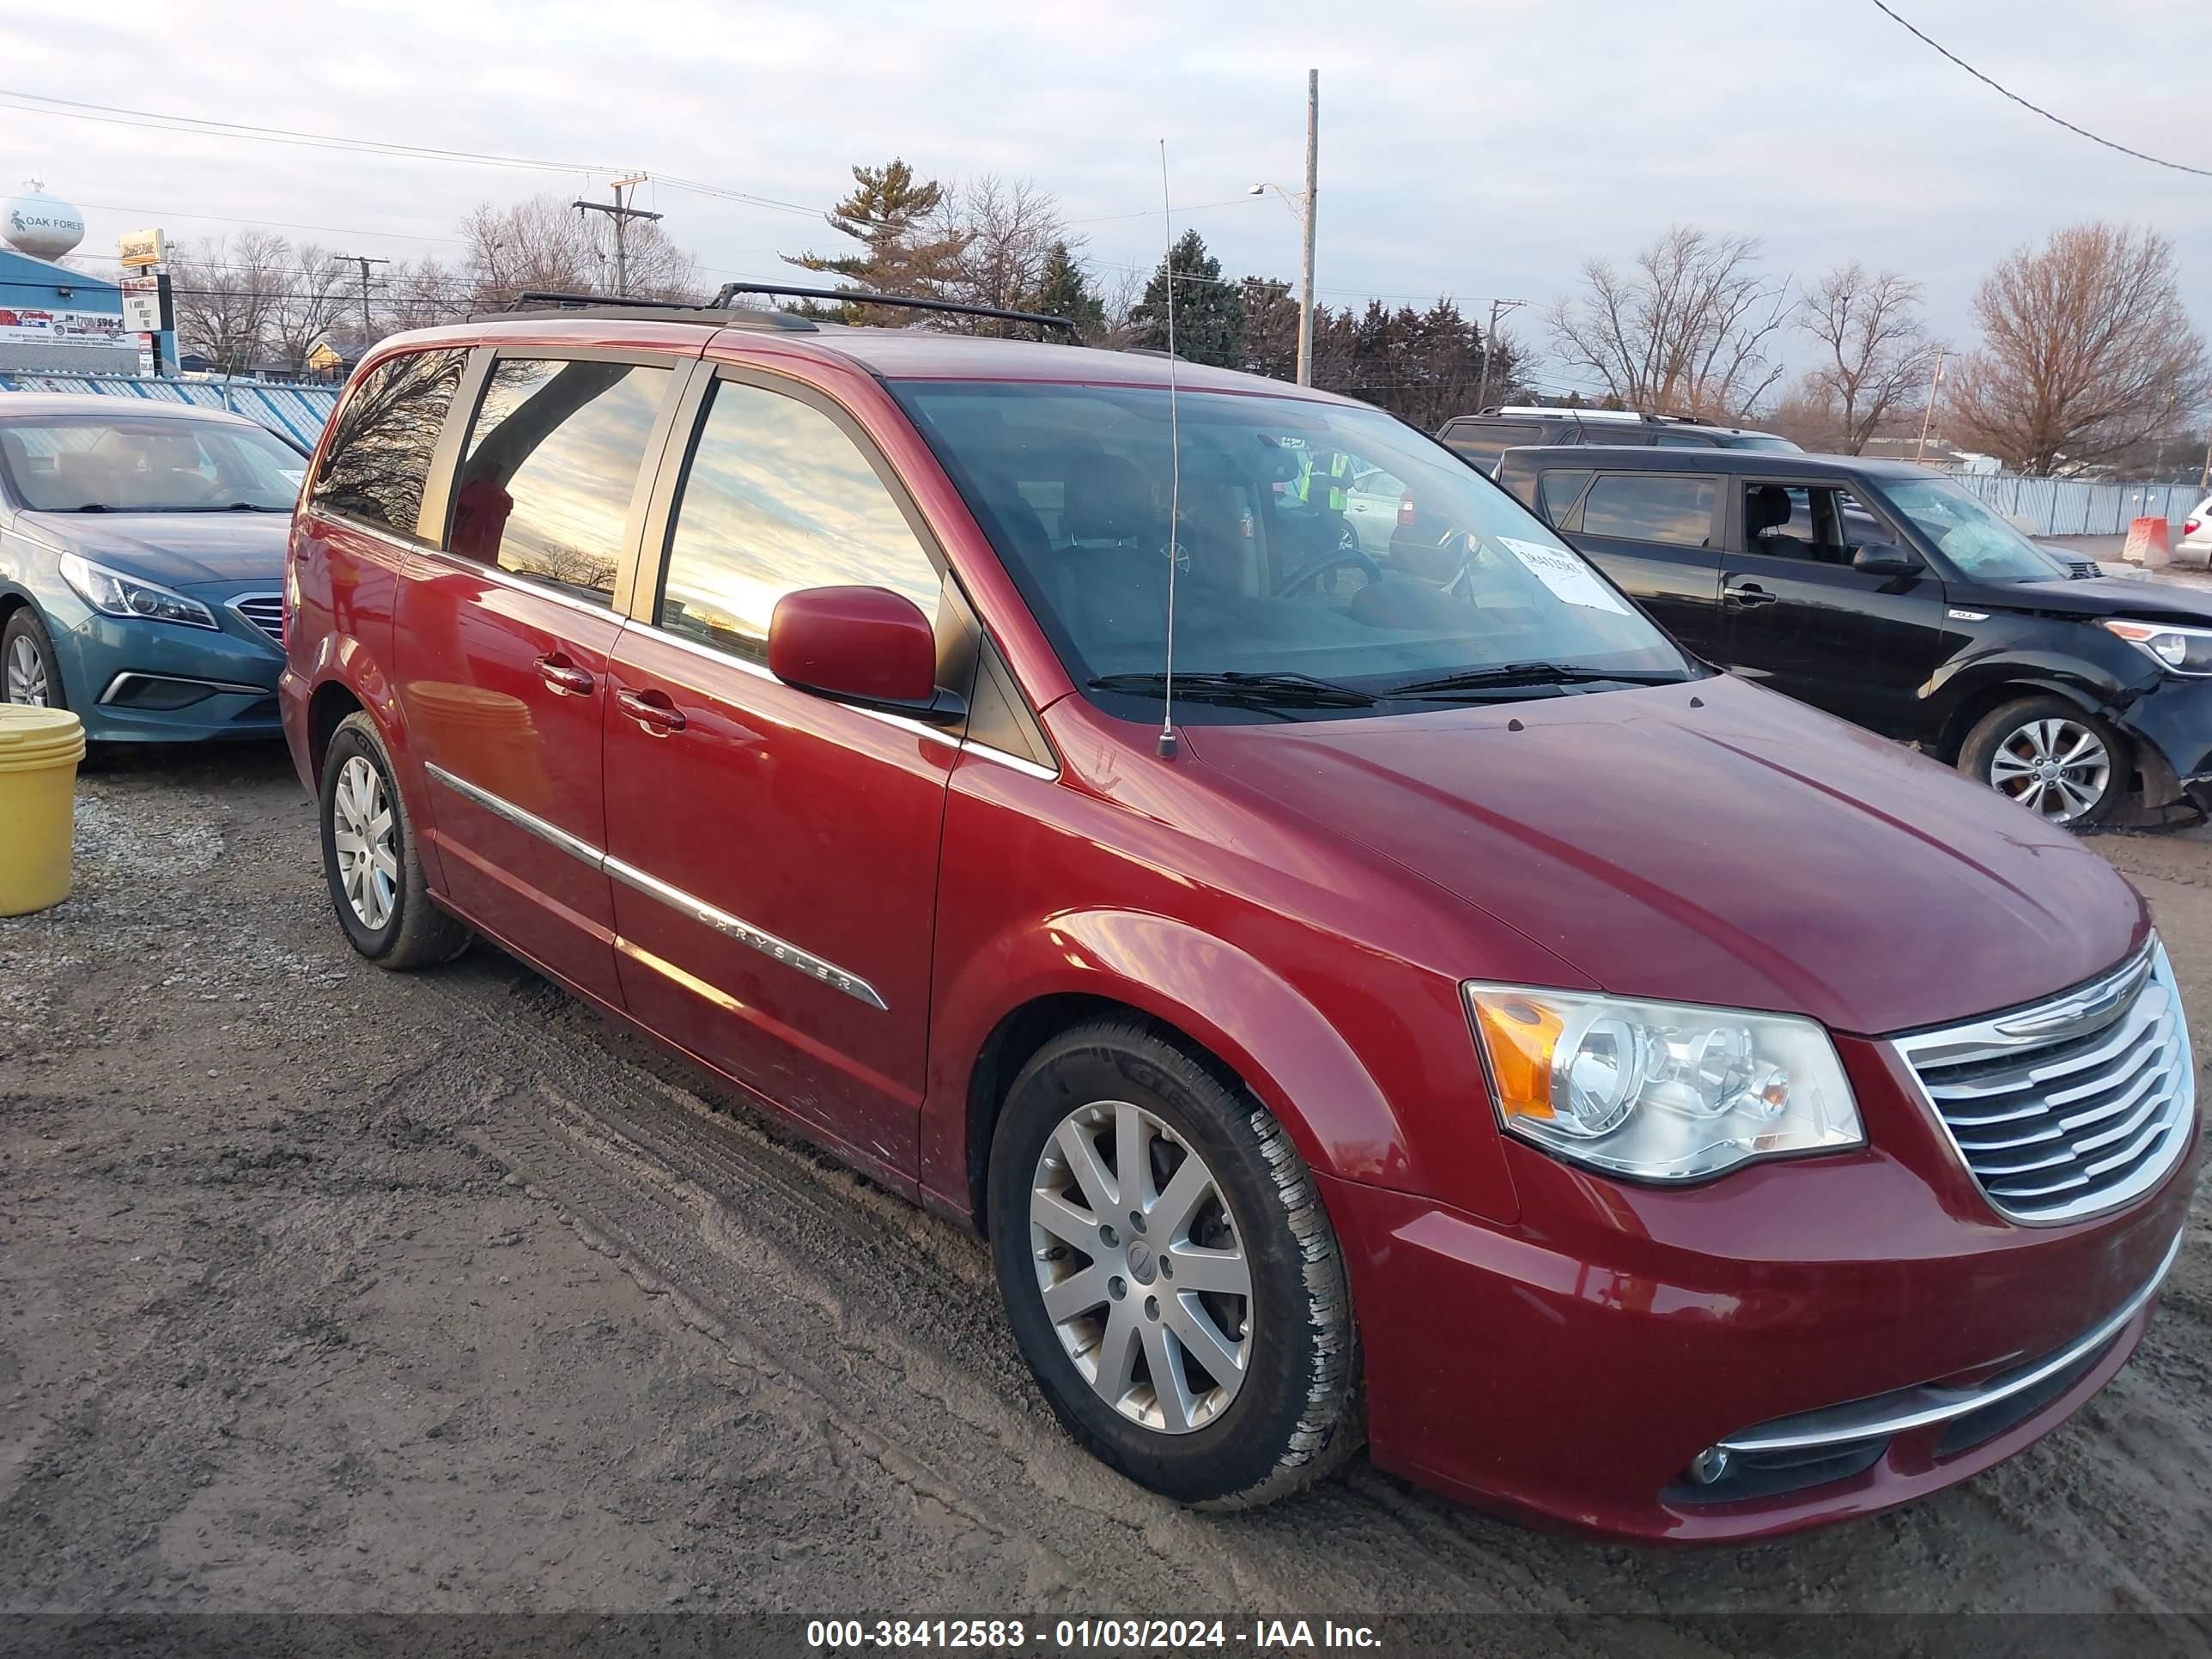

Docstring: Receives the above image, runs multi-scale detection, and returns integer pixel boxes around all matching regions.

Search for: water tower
[2,181,87,260]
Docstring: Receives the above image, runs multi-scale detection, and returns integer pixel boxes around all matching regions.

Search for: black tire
[988,1018,1359,1508]
[2,607,65,710]
[1959,695,2130,829]
[319,712,471,969]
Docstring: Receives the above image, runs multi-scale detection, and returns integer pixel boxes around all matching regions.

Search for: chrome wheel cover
[331,756,399,930]
[4,634,48,705]
[1989,717,2112,824]
[1029,1099,1252,1435]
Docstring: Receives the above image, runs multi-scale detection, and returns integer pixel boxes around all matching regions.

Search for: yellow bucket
[0,705,86,916]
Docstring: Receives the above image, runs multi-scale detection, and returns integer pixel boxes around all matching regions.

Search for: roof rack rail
[711,282,1079,337]
[504,290,695,312]
[490,290,820,331]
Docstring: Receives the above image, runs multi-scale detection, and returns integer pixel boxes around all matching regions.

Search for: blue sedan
[0,394,305,741]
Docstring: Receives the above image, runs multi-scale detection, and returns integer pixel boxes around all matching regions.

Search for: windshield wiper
[1089,671,1377,708]
[1385,662,1687,698]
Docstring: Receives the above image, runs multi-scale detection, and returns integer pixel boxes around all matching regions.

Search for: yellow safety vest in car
[1296,452,1353,513]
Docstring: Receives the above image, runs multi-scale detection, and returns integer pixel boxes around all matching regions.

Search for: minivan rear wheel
[987,1019,1359,1508]
[319,712,471,969]
[1959,696,2127,828]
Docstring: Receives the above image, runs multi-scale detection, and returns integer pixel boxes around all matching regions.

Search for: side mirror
[1852,543,1922,577]
[767,586,960,722]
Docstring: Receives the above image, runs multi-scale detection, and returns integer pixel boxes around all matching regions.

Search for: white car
[2181,495,2212,568]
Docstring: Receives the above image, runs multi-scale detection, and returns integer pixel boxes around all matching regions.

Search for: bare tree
[376,257,471,335]
[1948,222,2211,476]
[1796,263,1941,454]
[1548,226,1790,421]
[939,175,1071,331]
[263,244,356,374]
[1092,262,1146,350]
[168,231,289,374]
[460,194,697,310]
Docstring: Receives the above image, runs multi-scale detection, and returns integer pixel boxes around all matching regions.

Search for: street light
[1250,70,1318,387]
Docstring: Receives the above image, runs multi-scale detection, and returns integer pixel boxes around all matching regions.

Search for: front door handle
[616,686,687,737]
[535,653,595,697]
[1723,581,1778,606]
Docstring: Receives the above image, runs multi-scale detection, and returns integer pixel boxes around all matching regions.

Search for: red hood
[1183,675,2146,1036]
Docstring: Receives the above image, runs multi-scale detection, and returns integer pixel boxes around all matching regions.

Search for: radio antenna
[1156,137,1182,762]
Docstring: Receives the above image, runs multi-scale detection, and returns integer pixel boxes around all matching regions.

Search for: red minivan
[280,300,2197,1540]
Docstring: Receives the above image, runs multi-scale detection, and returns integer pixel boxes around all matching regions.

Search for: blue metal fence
[1948,474,2205,538]
[0,373,341,450]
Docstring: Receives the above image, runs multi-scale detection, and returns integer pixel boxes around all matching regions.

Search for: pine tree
[1133,230,1245,368]
[1031,241,1104,342]
[785,160,969,325]
[1239,277,1299,380]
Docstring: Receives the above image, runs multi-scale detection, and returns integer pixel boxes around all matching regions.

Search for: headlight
[1465,984,1863,1181]
[58,552,218,630]
[2102,619,2212,677]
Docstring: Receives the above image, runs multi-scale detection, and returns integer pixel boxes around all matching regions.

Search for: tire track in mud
[398,963,1298,1612]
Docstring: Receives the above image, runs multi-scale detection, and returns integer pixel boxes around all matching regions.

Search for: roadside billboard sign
[118,228,165,269]
[120,274,173,333]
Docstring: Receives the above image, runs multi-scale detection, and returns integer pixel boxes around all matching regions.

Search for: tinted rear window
[1579,474,1718,548]
[311,349,469,538]
[1441,422,1544,469]
[1537,469,1595,529]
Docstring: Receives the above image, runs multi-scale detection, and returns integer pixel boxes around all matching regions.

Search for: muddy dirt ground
[2,743,2207,1638]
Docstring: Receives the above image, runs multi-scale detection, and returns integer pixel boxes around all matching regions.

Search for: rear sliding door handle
[535,654,595,696]
[1723,581,1778,606]
[616,687,687,737]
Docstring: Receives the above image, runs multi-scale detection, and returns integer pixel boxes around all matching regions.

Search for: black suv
[1492,444,2212,826]
[1437,405,1799,472]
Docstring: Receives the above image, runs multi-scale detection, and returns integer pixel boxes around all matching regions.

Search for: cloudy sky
[3,0,2204,395]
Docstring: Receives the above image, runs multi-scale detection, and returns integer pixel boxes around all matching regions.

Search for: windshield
[891,381,1694,720]
[1729,435,1803,453]
[1879,477,2068,582]
[0,417,306,513]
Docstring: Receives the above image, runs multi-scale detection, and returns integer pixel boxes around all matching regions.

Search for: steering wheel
[1281,548,1383,597]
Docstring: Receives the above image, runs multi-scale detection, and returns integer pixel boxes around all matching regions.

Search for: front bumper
[2112,672,2212,810]
[54,595,283,743]
[1325,1035,2199,1541]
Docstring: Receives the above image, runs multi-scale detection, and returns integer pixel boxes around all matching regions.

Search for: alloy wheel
[331,756,399,930]
[1988,716,2112,823]
[4,635,48,706]
[1028,1099,1253,1435]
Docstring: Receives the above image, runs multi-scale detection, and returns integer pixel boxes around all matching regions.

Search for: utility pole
[1913,346,1947,465]
[574,174,659,298]
[2199,434,2209,492]
[335,254,389,347]
[1248,73,1320,386]
[1474,297,1529,412]
[1298,69,1318,387]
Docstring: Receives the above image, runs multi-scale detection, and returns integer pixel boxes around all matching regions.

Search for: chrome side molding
[423,762,886,1010]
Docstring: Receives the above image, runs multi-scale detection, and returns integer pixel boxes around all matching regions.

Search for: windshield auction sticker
[1498,537,1631,614]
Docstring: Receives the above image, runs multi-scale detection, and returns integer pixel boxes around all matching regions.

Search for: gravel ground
[1,742,2208,1641]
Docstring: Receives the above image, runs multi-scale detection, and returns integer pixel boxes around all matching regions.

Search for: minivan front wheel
[319,712,471,969]
[988,1020,1359,1508]
[1960,696,2127,828]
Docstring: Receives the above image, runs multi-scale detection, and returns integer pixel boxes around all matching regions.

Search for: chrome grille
[1895,943,2196,1223]
[230,593,284,644]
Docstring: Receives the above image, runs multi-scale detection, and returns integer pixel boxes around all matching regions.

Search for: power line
[0,87,618,174]
[1866,1,2212,179]
[70,198,465,246]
